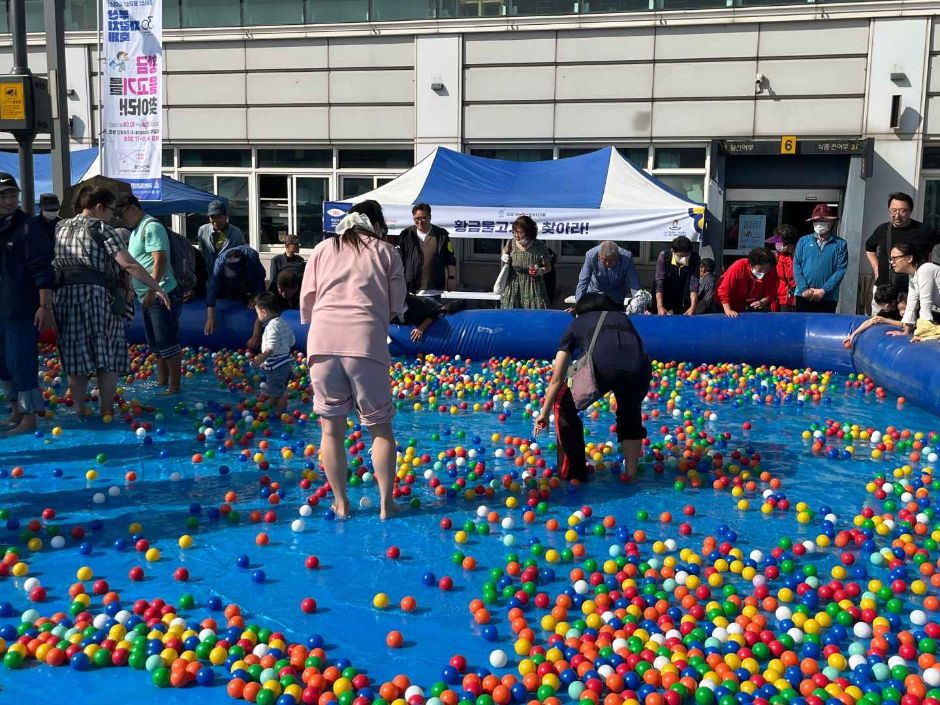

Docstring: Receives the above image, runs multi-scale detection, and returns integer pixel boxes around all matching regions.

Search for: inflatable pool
[129,302,940,416]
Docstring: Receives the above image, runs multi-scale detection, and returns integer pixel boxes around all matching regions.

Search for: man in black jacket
[31,193,61,243]
[0,174,55,435]
[397,203,457,296]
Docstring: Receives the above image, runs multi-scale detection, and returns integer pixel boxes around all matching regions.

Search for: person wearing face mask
[499,215,552,310]
[0,175,56,435]
[654,235,700,315]
[766,224,799,311]
[716,247,779,318]
[792,204,848,313]
[30,193,61,243]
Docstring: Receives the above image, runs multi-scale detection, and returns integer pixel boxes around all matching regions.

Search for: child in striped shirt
[250,292,295,414]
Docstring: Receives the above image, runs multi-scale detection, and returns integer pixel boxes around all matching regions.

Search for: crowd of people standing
[0,176,938,503]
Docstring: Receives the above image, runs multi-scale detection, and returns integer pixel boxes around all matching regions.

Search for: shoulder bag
[566,311,608,411]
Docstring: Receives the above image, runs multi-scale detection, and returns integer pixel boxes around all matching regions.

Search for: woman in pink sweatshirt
[300,204,406,519]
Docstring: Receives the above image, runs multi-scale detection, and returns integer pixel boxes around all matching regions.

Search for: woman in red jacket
[767,225,799,311]
[717,247,778,318]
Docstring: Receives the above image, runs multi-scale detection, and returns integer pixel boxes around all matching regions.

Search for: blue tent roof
[0,148,222,215]
[416,148,612,209]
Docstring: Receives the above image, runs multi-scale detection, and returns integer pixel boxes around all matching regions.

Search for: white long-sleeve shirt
[903,262,940,325]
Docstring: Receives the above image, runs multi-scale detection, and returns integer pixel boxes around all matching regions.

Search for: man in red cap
[792,204,848,313]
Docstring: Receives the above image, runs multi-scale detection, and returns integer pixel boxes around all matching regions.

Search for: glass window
[659,0,727,8]
[179,0,241,28]
[655,175,705,203]
[259,175,290,247]
[258,149,332,169]
[244,0,303,25]
[469,148,553,162]
[561,240,602,258]
[619,147,649,169]
[0,1,7,33]
[164,0,181,29]
[179,149,251,169]
[372,0,436,20]
[218,176,250,236]
[508,0,577,14]
[654,147,706,170]
[65,0,96,31]
[722,201,779,258]
[338,149,413,169]
[306,0,368,22]
[924,180,940,232]
[182,175,214,239]
[557,148,598,159]
[922,147,940,170]
[582,0,651,11]
[296,177,328,248]
[162,148,175,168]
[24,0,42,32]
[341,177,376,200]
[472,239,503,256]
[441,0,505,17]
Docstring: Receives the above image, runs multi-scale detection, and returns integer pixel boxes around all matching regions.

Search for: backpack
[166,227,197,293]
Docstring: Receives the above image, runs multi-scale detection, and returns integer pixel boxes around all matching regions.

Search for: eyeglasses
[888,254,911,262]
[889,209,911,216]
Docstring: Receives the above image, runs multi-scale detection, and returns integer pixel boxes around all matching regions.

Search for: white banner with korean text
[324,203,706,242]
[102,0,162,201]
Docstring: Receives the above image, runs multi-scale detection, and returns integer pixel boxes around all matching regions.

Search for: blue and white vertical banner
[102,0,162,201]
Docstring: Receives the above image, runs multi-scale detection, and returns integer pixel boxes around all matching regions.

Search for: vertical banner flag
[102,0,162,201]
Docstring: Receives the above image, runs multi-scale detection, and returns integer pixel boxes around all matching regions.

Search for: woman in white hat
[299,204,406,519]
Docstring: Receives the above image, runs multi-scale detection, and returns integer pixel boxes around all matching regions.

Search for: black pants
[554,367,650,481]
[778,304,794,312]
[795,299,838,313]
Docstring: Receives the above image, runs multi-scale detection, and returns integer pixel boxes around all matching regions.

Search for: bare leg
[165,353,182,394]
[621,438,643,480]
[68,374,88,416]
[155,358,169,387]
[367,422,401,520]
[275,392,288,415]
[319,415,351,518]
[97,371,118,418]
[6,412,36,436]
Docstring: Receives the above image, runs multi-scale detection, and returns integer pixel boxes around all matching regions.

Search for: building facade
[2,0,940,310]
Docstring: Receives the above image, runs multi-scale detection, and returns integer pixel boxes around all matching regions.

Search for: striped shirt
[261,316,295,370]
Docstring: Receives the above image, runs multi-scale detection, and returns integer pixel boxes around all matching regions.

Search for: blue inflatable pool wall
[129,301,940,416]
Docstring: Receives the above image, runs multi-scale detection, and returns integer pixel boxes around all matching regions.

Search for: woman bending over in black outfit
[533,293,652,482]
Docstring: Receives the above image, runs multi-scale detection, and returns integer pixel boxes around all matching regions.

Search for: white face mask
[813,223,831,237]
[675,255,689,266]
[774,243,785,253]
[41,210,59,221]
[751,268,766,280]
[517,238,532,247]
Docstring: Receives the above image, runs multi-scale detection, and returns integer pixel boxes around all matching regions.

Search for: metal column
[44,0,71,199]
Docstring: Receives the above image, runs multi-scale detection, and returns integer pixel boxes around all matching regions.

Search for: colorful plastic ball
[386,630,404,648]
[251,569,266,583]
[301,597,317,613]
[489,650,508,668]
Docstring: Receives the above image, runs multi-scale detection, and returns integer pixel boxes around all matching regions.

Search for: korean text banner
[102,0,162,201]
[323,203,705,242]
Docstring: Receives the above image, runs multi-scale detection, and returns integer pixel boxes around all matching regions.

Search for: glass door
[722,188,841,271]
[294,176,329,249]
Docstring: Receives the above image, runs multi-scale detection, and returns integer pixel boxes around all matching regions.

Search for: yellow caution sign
[780,135,797,155]
[0,82,25,121]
